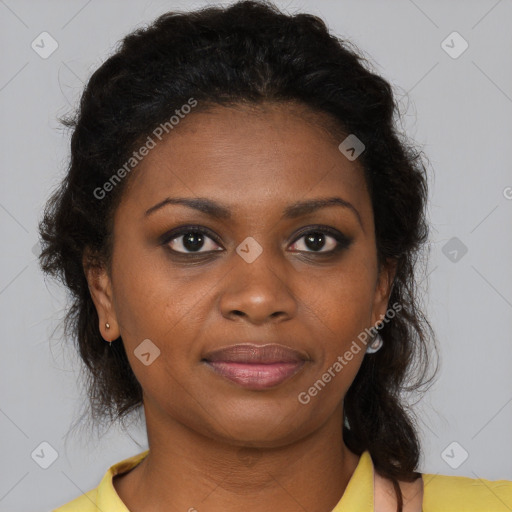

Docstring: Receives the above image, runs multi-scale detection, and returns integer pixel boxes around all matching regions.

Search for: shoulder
[374,469,512,512]
[422,472,512,511]
[52,450,150,512]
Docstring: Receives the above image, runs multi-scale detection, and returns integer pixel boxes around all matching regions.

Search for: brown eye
[289,227,353,254]
[289,232,338,252]
[163,227,223,254]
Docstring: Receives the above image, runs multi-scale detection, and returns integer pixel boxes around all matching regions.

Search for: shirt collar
[96,449,150,512]
[331,451,374,511]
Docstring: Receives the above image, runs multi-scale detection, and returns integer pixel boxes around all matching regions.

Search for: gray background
[1,0,511,510]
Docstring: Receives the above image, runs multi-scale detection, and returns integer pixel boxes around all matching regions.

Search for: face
[85,102,396,448]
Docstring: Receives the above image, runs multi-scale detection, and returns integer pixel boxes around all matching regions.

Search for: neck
[114,403,360,512]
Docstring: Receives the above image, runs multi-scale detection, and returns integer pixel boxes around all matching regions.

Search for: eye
[161,225,352,256]
[164,227,223,254]
[289,227,352,254]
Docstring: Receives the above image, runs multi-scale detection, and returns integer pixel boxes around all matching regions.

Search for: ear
[370,258,397,329]
[82,248,120,342]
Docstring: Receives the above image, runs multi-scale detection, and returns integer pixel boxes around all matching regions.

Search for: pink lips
[203,343,307,390]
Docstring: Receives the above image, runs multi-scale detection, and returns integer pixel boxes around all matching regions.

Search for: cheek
[111,262,199,407]
[301,259,375,341]
[112,244,184,333]
[112,250,212,373]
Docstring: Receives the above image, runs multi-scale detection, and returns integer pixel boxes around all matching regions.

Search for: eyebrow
[144,196,363,229]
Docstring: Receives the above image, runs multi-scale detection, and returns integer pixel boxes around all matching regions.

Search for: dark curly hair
[38,1,438,509]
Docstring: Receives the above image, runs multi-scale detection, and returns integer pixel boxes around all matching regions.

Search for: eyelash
[161,224,353,257]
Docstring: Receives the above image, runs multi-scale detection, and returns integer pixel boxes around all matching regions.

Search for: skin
[84,102,400,512]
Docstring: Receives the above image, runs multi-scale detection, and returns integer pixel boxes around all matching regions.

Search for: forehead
[118,102,370,222]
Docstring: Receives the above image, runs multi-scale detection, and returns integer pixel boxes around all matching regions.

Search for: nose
[219,252,298,325]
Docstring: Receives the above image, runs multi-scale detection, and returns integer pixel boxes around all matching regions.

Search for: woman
[39,1,512,511]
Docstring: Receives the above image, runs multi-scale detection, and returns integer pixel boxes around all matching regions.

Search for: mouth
[202,343,308,390]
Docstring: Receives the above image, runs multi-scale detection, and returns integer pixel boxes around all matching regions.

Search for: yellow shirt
[53,449,512,511]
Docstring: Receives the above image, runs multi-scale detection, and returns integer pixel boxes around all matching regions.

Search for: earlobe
[82,251,120,342]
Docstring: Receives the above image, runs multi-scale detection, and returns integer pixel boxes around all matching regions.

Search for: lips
[203,343,306,364]
[202,343,308,390]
